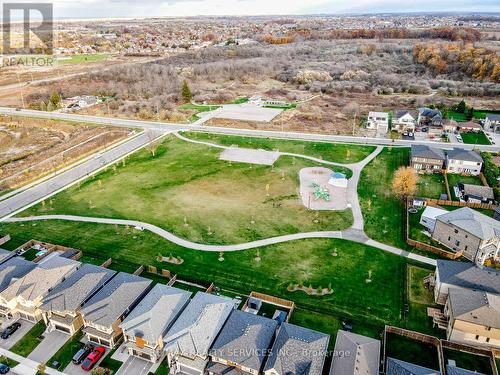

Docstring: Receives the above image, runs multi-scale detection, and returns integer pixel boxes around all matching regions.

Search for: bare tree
[146,131,161,157]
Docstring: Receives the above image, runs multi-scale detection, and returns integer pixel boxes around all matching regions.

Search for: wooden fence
[0,235,10,246]
[101,258,112,268]
[133,265,144,276]
[243,291,295,321]
[426,198,500,210]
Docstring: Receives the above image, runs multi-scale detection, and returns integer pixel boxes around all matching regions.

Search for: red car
[81,346,105,371]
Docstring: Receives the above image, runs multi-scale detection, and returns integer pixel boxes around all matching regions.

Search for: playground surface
[299,167,348,211]
[219,147,280,165]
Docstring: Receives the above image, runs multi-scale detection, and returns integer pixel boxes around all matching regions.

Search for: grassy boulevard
[0,133,442,353]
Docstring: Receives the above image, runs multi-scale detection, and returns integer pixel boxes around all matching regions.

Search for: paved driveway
[28,330,69,363]
[64,352,107,375]
[0,321,35,350]
[116,356,152,375]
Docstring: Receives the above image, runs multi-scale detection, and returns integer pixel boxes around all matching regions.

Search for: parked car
[72,344,94,365]
[81,346,105,371]
[0,363,9,374]
[1,322,21,339]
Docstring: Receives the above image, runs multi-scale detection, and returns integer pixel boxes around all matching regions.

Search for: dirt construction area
[299,167,348,211]
[219,147,280,166]
[0,115,130,191]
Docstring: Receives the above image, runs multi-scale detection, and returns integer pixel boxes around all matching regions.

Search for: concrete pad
[11,363,36,375]
[28,330,69,363]
[219,147,280,166]
[0,321,35,350]
[211,104,283,123]
[299,167,348,210]
[115,356,152,375]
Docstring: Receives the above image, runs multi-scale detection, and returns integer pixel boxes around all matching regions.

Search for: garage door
[132,350,151,361]
[55,325,70,334]
[89,336,100,345]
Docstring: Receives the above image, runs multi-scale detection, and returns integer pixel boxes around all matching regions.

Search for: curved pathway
[5,134,436,266]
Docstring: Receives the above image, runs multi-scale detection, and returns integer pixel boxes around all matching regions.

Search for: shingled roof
[120,284,191,344]
[446,365,485,375]
[81,272,151,327]
[436,260,500,295]
[210,309,278,373]
[41,263,116,314]
[411,145,445,161]
[386,358,440,375]
[330,330,380,375]
[446,148,483,163]
[435,207,500,241]
[264,322,329,375]
[448,288,500,329]
[0,249,16,265]
[0,257,36,292]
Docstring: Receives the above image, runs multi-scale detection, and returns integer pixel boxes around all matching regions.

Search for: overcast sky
[3,0,500,19]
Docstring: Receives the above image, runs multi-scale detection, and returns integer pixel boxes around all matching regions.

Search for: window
[475,335,480,340]
[448,236,451,241]
[486,338,490,343]
[454,229,458,234]
[455,240,460,246]
[465,246,468,251]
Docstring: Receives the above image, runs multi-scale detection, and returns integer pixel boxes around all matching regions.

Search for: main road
[1,107,499,152]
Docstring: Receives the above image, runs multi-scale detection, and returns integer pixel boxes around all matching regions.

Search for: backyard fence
[426,198,500,210]
[0,235,10,246]
[101,258,112,268]
[133,265,144,275]
[243,291,296,321]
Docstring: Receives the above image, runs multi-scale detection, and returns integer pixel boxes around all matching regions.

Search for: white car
[94,153,102,159]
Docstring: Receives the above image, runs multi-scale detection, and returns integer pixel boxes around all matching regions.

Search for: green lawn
[21,135,354,245]
[98,346,122,374]
[56,54,111,65]
[385,333,440,371]
[21,247,40,261]
[49,331,84,370]
[178,104,221,122]
[446,173,483,200]
[0,219,417,340]
[359,147,410,249]
[460,131,491,145]
[444,348,494,375]
[408,208,450,252]
[184,132,376,164]
[0,355,18,369]
[10,321,46,357]
[415,174,447,199]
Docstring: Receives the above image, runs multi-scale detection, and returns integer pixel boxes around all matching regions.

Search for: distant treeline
[259,27,482,44]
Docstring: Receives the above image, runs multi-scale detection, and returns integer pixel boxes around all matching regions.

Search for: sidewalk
[0,348,66,375]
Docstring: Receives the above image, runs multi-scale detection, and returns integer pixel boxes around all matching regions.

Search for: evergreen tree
[181,80,192,103]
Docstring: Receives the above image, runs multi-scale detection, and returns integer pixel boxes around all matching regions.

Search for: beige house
[119,284,191,363]
[444,288,500,349]
[81,272,151,348]
[0,256,80,322]
[41,264,116,336]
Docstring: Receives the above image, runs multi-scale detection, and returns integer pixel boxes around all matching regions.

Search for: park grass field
[21,135,354,245]
[358,146,410,249]
[56,54,112,65]
[184,132,376,164]
[460,131,491,145]
[0,219,416,343]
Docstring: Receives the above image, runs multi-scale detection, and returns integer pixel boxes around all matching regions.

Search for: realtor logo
[2,2,53,55]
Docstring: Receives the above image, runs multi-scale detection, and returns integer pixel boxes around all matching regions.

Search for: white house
[392,110,416,132]
[446,148,483,176]
[367,111,389,134]
[484,114,500,133]
[419,206,448,232]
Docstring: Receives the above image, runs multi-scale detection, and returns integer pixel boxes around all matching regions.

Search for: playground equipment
[310,182,331,202]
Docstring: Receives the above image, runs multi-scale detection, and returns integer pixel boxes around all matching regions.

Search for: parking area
[202,104,283,123]
[0,320,35,350]
[115,356,153,375]
[28,330,70,363]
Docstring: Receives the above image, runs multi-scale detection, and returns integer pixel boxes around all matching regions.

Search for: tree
[146,131,160,157]
[392,166,418,200]
[49,92,61,107]
[181,80,192,103]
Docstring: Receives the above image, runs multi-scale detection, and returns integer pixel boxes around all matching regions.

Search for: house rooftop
[0,249,15,265]
[41,263,116,314]
[210,309,278,372]
[446,148,483,163]
[448,288,500,329]
[368,111,389,118]
[120,284,191,344]
[446,365,486,375]
[163,292,236,357]
[411,145,445,161]
[436,260,500,295]
[486,114,500,121]
[394,109,417,119]
[0,257,36,293]
[330,330,380,375]
[386,357,440,375]
[459,184,494,200]
[435,207,500,241]
[264,322,330,375]
[0,255,80,302]
[81,272,151,328]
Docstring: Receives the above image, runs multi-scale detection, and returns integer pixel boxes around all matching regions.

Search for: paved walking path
[0,347,66,375]
[4,133,436,266]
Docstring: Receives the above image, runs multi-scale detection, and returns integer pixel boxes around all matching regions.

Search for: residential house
[0,258,36,317]
[420,206,448,233]
[431,207,500,265]
[457,121,482,133]
[81,272,152,348]
[0,249,17,265]
[392,110,417,132]
[41,263,116,336]
[208,309,278,375]
[446,148,483,176]
[367,111,389,134]
[456,183,495,204]
[263,322,330,375]
[410,145,445,173]
[444,119,459,133]
[418,108,443,128]
[386,358,440,375]
[120,285,191,363]
[0,255,80,322]
[329,330,380,375]
[433,260,500,305]
[443,288,500,349]
[484,114,500,133]
[163,292,236,375]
